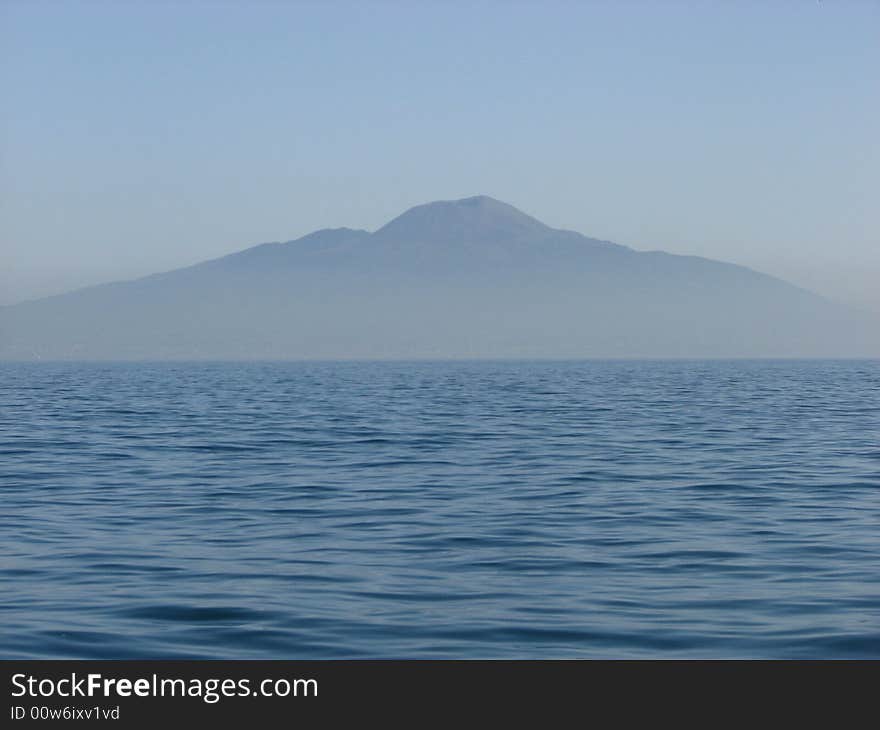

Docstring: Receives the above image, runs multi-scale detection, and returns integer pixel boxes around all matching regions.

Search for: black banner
[3,660,877,726]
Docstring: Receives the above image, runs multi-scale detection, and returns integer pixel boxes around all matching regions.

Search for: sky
[2,0,878,311]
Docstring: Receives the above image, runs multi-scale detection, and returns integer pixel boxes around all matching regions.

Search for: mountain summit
[1,196,876,359]
[376,195,552,244]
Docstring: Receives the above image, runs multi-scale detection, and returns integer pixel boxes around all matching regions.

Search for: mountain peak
[375,195,551,243]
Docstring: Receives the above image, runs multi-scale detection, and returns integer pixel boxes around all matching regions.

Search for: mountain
[1,195,877,359]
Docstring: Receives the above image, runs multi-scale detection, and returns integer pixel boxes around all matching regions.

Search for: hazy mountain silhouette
[1,195,877,359]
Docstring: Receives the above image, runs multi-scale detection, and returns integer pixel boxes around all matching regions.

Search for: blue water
[1,360,878,658]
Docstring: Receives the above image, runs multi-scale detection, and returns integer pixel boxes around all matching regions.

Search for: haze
[1,1,878,314]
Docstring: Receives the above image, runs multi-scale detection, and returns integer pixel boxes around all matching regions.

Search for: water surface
[1,360,878,658]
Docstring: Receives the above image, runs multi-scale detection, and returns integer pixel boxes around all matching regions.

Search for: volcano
[1,196,876,359]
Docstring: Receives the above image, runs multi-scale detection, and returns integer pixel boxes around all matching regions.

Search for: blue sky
[2,1,878,310]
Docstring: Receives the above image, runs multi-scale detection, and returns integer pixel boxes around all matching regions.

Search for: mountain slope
[1,196,876,359]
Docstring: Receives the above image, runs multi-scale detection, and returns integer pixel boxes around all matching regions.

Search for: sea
[1,359,878,658]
